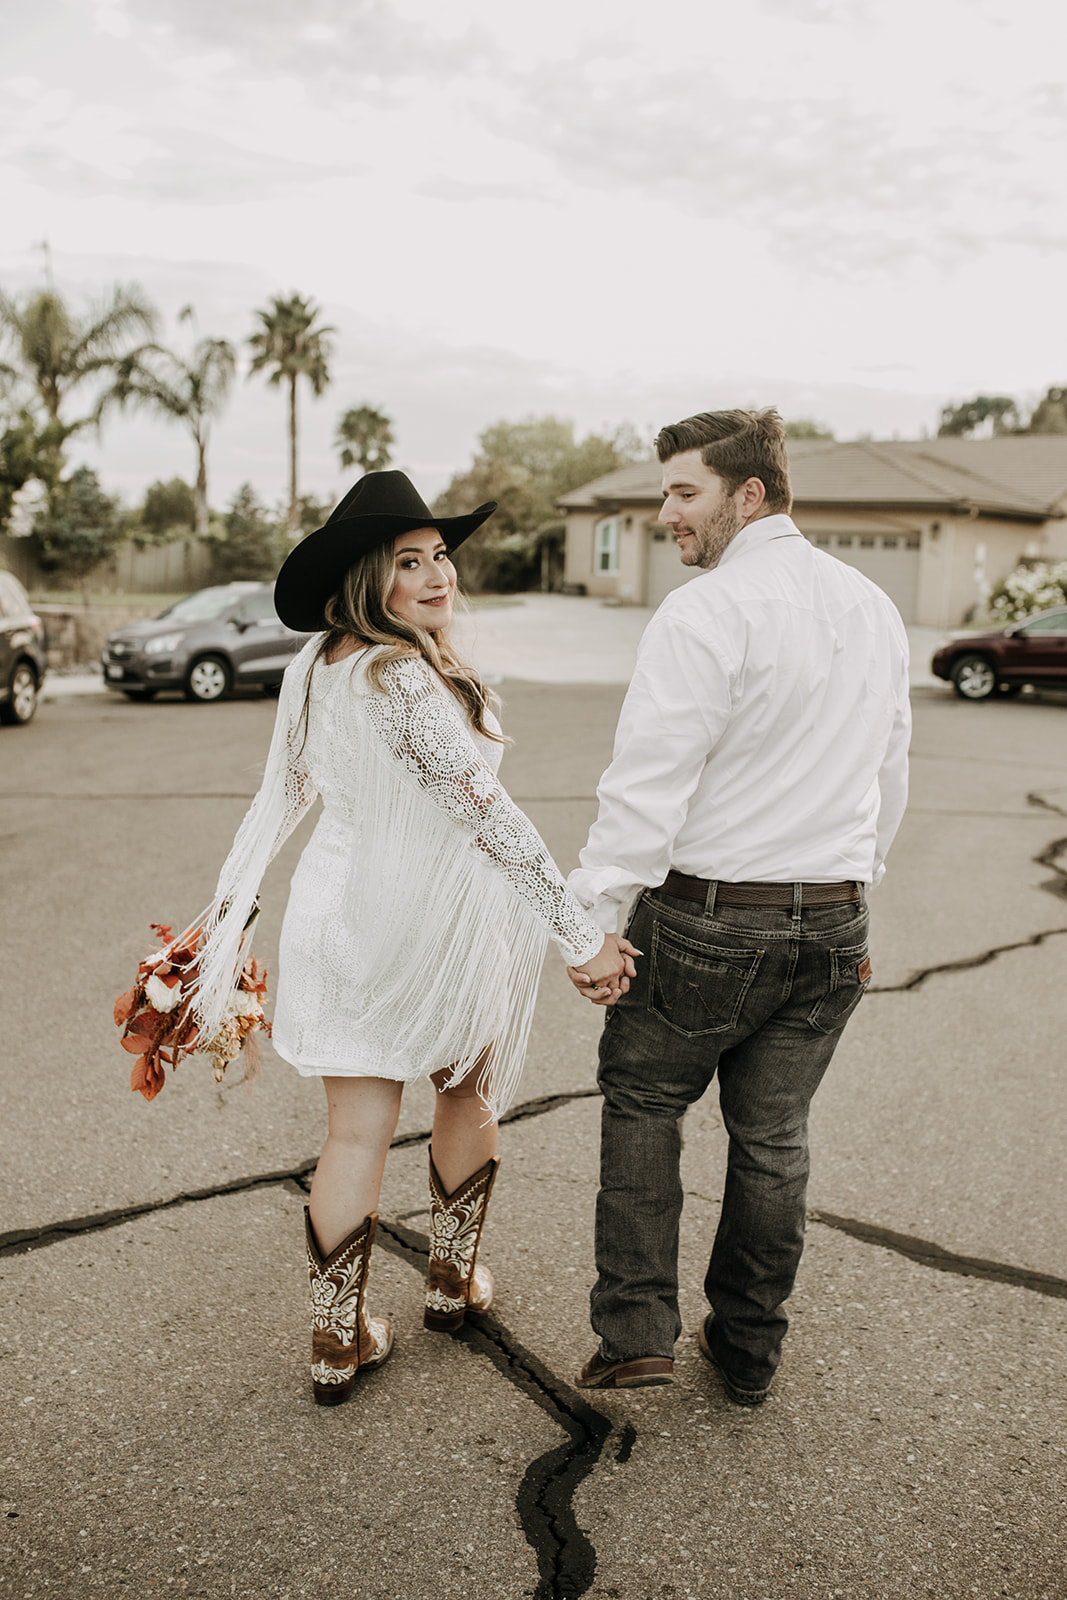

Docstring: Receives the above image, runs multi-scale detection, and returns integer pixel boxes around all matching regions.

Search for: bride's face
[387,527,457,632]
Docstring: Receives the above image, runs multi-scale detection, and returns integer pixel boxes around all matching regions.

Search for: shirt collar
[716,513,802,571]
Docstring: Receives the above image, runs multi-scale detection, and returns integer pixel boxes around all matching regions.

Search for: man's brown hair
[654,408,793,516]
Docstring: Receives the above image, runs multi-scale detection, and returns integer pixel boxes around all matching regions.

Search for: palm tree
[335,404,394,475]
[247,293,334,536]
[0,283,157,484]
[111,332,236,538]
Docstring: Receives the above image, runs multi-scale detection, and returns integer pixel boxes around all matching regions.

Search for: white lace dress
[193,640,603,1118]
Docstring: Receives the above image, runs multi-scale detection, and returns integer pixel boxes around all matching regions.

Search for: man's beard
[678,498,745,570]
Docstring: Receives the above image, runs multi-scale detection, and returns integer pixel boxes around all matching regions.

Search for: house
[557,436,1067,625]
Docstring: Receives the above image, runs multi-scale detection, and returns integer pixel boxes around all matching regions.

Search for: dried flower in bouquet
[114,905,270,1101]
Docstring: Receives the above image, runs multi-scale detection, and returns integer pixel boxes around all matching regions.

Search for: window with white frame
[594,517,619,574]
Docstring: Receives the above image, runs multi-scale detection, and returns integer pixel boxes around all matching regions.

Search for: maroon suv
[931,606,1067,700]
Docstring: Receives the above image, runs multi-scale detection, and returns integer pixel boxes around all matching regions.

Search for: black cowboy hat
[273,470,497,632]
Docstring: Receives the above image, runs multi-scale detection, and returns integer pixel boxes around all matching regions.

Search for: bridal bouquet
[114,907,270,1101]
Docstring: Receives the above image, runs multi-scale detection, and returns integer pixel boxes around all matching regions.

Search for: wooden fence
[0,533,213,595]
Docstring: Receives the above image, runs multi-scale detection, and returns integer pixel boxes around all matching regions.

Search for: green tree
[434,416,646,592]
[207,483,283,582]
[30,466,126,604]
[784,419,835,440]
[248,294,334,537]
[938,395,1021,437]
[335,404,394,474]
[294,492,332,537]
[0,409,49,528]
[0,283,156,482]
[1026,386,1067,435]
[137,478,197,543]
[111,328,235,538]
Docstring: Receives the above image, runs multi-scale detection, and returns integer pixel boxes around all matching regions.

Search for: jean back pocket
[649,923,764,1038]
[807,940,872,1034]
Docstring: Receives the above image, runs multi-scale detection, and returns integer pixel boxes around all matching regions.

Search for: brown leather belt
[660,871,860,908]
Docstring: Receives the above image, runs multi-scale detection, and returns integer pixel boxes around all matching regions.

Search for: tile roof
[557,437,1067,520]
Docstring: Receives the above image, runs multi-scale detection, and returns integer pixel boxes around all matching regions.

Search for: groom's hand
[567,935,641,1006]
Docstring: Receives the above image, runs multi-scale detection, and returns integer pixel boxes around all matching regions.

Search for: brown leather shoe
[574,1350,674,1389]
[697,1316,772,1406]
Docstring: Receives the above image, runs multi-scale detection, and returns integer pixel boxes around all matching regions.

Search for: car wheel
[951,654,997,701]
[184,655,232,703]
[0,662,38,725]
[123,688,157,702]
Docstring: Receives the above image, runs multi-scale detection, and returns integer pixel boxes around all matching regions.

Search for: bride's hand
[567,935,642,1005]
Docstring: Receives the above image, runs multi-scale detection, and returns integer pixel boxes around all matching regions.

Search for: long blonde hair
[299,534,505,748]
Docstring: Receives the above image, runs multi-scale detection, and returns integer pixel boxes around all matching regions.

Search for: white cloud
[2,0,1066,505]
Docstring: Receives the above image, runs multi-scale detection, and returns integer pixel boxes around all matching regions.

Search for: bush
[30,467,126,602]
[988,561,1067,622]
[207,484,284,581]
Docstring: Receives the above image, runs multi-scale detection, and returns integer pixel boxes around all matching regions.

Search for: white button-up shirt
[569,514,911,933]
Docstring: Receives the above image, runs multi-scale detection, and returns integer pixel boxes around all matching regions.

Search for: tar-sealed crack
[867,922,1067,993]
[352,1209,613,1600]
[867,803,1067,992]
[0,1087,600,1259]
[810,1210,1067,1300]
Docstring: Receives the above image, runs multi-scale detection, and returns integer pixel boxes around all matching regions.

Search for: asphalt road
[2,677,1066,1600]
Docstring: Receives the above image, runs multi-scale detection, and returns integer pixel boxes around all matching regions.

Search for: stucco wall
[916,515,1048,626]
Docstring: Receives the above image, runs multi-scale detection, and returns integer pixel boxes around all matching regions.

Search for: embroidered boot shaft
[305,1208,393,1405]
[424,1154,499,1332]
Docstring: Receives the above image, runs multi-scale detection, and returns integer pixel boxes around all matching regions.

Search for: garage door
[808,533,921,622]
[644,528,701,610]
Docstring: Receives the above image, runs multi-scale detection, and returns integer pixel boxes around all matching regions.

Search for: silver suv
[101,582,312,703]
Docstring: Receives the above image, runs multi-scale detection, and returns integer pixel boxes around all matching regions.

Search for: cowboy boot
[305,1208,394,1405]
[424,1154,499,1332]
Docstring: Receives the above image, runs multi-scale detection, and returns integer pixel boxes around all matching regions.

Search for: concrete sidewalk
[38,594,948,698]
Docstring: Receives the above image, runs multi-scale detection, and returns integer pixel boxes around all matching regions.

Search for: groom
[567,408,910,1402]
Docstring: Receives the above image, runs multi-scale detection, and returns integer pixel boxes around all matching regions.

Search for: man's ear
[738,477,767,517]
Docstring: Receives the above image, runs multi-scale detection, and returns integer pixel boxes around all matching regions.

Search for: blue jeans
[591,884,871,1387]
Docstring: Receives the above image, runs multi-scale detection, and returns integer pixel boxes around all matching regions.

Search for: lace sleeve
[193,645,320,1040]
[364,657,603,965]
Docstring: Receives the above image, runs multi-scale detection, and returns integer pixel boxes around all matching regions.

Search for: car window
[233,590,279,624]
[0,572,28,619]
[156,589,247,624]
[1017,612,1067,637]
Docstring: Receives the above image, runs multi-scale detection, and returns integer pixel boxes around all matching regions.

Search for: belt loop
[703,879,718,917]
[792,881,803,922]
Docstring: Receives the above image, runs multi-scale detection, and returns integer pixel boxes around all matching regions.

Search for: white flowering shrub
[988,562,1067,622]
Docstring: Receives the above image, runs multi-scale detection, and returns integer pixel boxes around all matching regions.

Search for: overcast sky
[3,0,1066,508]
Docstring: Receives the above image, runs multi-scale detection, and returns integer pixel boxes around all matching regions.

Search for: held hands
[567,933,642,1006]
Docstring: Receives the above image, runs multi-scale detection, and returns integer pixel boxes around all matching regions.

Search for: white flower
[144,972,181,1013]
[227,990,261,1019]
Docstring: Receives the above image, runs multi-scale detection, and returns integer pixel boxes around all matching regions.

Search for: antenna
[35,239,54,289]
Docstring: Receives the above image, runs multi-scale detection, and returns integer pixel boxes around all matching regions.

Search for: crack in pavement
[351,1211,613,1600]
[810,1211,1067,1300]
[6,1083,1065,1589]
[867,923,1067,993]
[0,1088,602,1259]
[870,795,1067,990]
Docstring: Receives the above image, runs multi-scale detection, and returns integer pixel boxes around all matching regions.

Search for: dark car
[101,582,312,702]
[0,570,47,726]
[931,606,1067,700]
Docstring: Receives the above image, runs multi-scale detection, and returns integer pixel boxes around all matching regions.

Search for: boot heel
[313,1380,354,1406]
[423,1306,466,1333]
